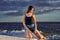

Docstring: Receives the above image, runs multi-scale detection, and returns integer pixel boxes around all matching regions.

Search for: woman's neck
[26,13,33,17]
[28,13,33,16]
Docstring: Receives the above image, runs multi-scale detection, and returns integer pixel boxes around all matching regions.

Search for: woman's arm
[33,15,37,30]
[22,15,29,30]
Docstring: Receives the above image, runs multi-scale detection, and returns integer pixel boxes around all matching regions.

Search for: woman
[22,6,45,40]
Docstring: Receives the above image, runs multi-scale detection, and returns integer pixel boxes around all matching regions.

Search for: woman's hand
[27,29,32,32]
[34,28,37,33]
[26,27,31,32]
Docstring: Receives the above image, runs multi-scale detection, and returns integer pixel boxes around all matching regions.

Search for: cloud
[0,10,60,22]
[37,10,60,22]
[0,10,18,14]
[47,1,60,3]
[3,0,32,2]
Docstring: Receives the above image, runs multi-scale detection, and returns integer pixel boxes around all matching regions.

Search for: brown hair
[26,6,35,13]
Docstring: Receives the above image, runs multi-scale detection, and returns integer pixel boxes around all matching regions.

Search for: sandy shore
[0,31,37,40]
[0,35,37,40]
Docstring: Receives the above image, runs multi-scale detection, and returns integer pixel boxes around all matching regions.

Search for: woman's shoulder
[32,14,36,17]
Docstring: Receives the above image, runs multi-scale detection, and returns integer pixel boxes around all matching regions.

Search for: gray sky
[0,0,60,22]
[0,10,60,22]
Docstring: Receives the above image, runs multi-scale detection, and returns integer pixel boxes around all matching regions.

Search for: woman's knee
[33,29,40,35]
[34,30,44,39]
[26,31,32,38]
[33,30,37,34]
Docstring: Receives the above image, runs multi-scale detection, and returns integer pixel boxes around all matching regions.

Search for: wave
[0,10,18,14]
[37,7,60,12]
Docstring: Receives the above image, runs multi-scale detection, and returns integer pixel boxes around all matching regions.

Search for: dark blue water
[0,22,60,34]
[0,22,60,40]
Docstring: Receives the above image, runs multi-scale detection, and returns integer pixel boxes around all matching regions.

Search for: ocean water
[0,22,60,40]
[0,22,60,34]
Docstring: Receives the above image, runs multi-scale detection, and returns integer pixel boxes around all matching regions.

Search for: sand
[0,35,37,40]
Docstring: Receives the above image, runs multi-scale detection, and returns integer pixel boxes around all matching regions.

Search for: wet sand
[0,35,37,40]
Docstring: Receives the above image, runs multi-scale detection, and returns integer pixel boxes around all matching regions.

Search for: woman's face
[30,8,35,13]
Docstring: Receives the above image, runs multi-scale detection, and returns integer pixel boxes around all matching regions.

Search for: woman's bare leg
[26,30,29,40]
[33,30,45,40]
[26,30,32,40]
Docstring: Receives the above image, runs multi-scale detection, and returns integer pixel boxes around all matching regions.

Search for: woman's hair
[26,6,35,13]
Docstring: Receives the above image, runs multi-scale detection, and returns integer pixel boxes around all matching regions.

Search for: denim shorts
[26,25,35,32]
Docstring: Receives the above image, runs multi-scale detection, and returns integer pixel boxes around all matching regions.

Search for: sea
[0,22,60,40]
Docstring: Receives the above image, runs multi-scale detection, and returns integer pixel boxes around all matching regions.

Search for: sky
[0,0,60,22]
